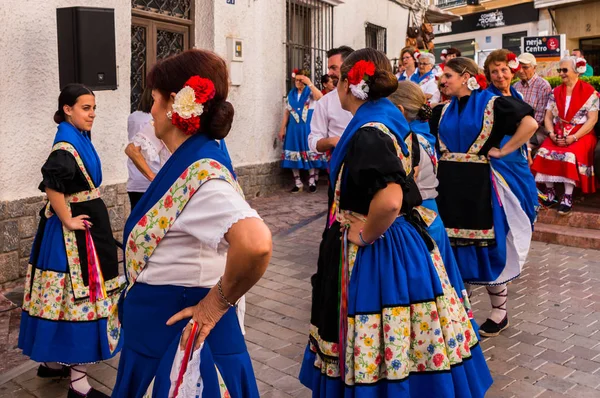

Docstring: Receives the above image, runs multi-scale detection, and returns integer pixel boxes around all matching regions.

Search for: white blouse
[136,179,260,287]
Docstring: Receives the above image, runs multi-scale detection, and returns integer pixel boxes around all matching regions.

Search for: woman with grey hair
[532,56,598,214]
[411,52,440,104]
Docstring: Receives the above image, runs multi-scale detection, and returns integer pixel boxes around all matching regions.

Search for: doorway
[580,38,600,76]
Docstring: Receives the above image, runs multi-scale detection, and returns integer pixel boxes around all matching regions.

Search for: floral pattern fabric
[547,90,599,131]
[282,150,327,163]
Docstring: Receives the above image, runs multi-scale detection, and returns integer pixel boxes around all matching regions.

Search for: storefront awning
[426,5,463,24]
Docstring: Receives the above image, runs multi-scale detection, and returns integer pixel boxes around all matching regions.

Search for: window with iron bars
[285,0,334,93]
[365,22,387,54]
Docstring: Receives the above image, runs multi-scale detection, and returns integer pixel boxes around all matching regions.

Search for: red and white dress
[532,80,599,193]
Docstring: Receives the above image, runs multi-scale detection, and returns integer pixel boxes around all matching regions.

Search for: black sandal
[479,287,509,337]
[37,363,70,379]
[68,368,110,398]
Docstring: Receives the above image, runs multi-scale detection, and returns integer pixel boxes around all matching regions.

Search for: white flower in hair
[575,58,587,74]
[172,86,204,119]
[467,77,480,91]
[507,59,519,70]
[350,81,370,100]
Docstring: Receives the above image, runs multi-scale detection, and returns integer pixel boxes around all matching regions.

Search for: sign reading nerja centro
[521,34,567,61]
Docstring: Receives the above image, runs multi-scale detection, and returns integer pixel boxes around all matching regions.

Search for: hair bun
[204,100,234,140]
[417,104,433,121]
[53,110,65,124]
[367,69,398,100]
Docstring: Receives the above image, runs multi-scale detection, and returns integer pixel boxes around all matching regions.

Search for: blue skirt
[300,217,493,397]
[112,283,259,398]
[454,143,537,285]
[282,110,327,170]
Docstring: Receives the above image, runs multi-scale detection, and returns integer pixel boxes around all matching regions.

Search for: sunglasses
[418,62,431,66]
[556,68,569,74]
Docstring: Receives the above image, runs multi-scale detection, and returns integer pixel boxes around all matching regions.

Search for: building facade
[431,0,553,67]
[0,0,409,283]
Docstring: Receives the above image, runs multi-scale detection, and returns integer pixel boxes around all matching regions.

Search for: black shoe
[540,187,557,208]
[290,185,302,193]
[68,387,110,398]
[557,194,573,215]
[479,316,509,337]
[309,184,317,193]
[37,364,70,379]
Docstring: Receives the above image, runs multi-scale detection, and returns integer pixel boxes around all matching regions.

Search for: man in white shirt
[308,46,354,154]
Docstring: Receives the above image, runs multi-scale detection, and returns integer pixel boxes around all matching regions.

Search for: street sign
[521,34,566,61]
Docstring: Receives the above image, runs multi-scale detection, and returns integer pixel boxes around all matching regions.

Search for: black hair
[327,46,354,61]
[54,84,94,124]
[137,87,153,113]
[341,48,397,101]
[320,74,331,85]
[573,48,584,56]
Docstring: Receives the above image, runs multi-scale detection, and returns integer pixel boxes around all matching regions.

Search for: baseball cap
[518,53,537,66]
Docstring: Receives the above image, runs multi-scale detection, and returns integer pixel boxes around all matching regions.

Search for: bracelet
[573,135,579,142]
[358,229,373,246]
[217,277,236,307]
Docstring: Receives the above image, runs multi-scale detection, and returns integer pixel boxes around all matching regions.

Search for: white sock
[309,169,316,185]
[292,169,302,187]
[70,365,91,394]
[564,183,575,195]
[487,284,508,323]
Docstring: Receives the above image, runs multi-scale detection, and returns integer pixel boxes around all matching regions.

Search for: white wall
[334,0,409,60]
[0,0,131,201]
[211,0,286,168]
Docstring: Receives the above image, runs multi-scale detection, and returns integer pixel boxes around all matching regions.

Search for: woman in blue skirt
[300,48,492,398]
[431,57,538,338]
[278,69,326,193]
[19,84,124,398]
[112,49,272,397]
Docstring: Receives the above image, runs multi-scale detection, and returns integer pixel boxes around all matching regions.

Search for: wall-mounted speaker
[57,7,117,90]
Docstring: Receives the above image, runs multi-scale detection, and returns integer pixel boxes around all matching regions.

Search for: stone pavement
[3,186,600,397]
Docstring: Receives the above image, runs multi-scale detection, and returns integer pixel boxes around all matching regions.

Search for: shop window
[580,38,600,76]
[502,31,527,55]
[365,23,387,53]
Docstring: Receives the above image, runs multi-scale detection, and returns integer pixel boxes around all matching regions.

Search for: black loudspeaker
[57,7,117,90]
[467,0,480,5]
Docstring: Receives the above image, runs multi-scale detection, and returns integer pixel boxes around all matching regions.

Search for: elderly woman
[279,69,325,193]
[431,57,538,338]
[112,49,272,397]
[532,56,599,214]
[411,52,440,104]
[397,46,418,82]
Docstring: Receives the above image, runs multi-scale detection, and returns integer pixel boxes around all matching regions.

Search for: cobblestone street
[2,187,600,397]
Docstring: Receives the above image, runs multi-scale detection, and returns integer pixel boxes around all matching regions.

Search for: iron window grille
[365,22,387,54]
[285,0,334,92]
[132,0,192,19]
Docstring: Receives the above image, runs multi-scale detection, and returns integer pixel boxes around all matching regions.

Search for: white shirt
[126,116,170,192]
[416,144,439,201]
[419,77,441,104]
[308,90,353,153]
[296,91,316,110]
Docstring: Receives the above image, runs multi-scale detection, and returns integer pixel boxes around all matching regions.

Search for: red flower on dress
[464,342,470,352]
[331,343,338,353]
[385,347,393,361]
[433,353,445,367]
[430,311,439,321]
[185,76,216,104]
[475,74,488,90]
[465,329,471,342]
[417,363,426,372]
[87,312,95,320]
[171,112,201,136]
[181,169,189,180]
[129,239,138,253]
[164,195,174,209]
[354,346,361,356]
[375,354,382,365]
[384,324,391,333]
[347,60,376,85]
[138,215,147,227]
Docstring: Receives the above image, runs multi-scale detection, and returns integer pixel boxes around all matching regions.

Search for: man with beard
[308,46,354,155]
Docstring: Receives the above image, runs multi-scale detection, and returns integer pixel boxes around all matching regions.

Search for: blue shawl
[488,84,523,100]
[53,122,102,187]
[409,119,436,149]
[287,86,311,120]
[410,70,435,85]
[438,89,496,153]
[123,133,235,244]
[329,98,410,189]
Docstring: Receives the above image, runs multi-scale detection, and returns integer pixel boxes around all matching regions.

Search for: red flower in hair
[172,112,201,135]
[576,60,586,69]
[475,74,488,90]
[506,52,520,72]
[184,76,216,104]
[347,60,376,85]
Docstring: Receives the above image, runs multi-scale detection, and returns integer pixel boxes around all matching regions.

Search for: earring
[166,111,173,119]
[462,82,466,85]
